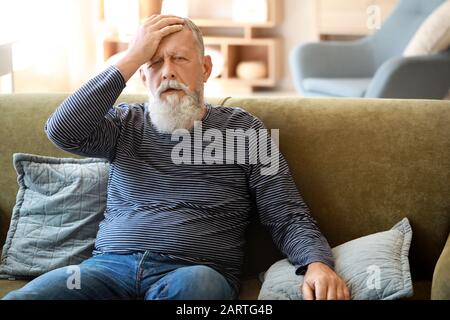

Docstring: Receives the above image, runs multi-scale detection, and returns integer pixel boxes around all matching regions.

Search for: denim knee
[146,265,235,300]
[1,266,77,300]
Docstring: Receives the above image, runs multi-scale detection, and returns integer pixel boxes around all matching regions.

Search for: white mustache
[156,80,190,97]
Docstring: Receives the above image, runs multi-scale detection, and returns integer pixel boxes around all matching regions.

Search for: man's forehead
[157,28,196,52]
[153,47,190,58]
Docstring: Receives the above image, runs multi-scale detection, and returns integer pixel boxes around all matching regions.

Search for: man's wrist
[114,54,144,82]
[307,261,334,272]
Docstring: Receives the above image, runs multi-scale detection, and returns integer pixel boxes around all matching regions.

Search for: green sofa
[0,94,449,300]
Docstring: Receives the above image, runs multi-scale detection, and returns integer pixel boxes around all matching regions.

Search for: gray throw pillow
[0,153,109,279]
[258,218,413,300]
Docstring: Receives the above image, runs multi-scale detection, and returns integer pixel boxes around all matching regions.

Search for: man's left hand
[302,262,350,300]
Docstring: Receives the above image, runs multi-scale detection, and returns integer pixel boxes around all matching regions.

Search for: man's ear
[139,66,147,85]
[202,55,213,82]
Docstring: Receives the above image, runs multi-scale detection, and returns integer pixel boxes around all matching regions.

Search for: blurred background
[1,0,448,98]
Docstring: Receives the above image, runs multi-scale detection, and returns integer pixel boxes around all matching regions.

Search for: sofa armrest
[431,234,450,300]
[365,52,450,99]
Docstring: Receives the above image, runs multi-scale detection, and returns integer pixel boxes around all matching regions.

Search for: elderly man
[3,16,349,300]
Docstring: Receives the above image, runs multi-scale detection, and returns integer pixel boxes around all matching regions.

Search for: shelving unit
[96,0,283,94]
[202,36,281,93]
[190,0,282,94]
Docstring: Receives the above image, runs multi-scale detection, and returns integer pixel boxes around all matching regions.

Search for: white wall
[1,0,99,93]
[276,0,318,92]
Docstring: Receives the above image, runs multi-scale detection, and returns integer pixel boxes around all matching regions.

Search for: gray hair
[183,18,205,57]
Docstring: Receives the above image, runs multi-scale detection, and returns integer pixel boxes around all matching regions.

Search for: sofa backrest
[0,94,449,281]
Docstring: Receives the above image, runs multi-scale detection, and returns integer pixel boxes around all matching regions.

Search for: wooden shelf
[198,0,282,93]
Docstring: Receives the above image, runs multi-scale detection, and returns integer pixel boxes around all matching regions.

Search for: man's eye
[174,56,186,61]
[149,60,163,68]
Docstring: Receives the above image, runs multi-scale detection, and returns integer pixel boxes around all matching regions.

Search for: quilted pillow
[0,153,109,279]
[258,218,413,300]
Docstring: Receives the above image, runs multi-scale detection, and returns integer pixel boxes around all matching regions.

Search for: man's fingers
[150,17,185,31]
[302,282,315,300]
[143,14,177,24]
[159,24,185,38]
[336,282,351,300]
[344,284,351,300]
[326,284,337,300]
[314,281,327,300]
[337,284,345,300]
[303,279,330,300]
[304,280,349,300]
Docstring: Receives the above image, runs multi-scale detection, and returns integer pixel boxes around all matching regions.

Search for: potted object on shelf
[236,61,267,80]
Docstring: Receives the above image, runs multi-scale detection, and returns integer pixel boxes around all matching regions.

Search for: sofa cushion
[239,278,263,300]
[0,278,430,300]
[302,78,372,97]
[0,279,29,299]
[404,1,450,56]
[258,218,413,300]
[0,153,108,279]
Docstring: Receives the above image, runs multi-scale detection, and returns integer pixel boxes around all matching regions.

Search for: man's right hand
[115,15,185,82]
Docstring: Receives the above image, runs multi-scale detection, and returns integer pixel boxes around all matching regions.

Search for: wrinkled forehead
[157,28,197,52]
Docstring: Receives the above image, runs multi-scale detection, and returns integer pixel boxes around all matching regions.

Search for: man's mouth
[162,88,182,95]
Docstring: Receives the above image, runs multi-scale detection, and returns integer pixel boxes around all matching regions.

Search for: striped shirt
[44,66,334,294]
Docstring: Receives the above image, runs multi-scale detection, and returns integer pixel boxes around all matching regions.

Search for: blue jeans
[3,251,236,300]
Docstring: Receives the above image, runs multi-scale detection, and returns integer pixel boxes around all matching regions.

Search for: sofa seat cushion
[0,279,29,299]
[407,280,431,300]
[0,278,430,300]
[303,77,372,97]
[0,277,264,300]
[239,278,262,300]
[0,277,265,300]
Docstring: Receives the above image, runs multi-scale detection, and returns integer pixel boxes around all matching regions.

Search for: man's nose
[162,61,176,80]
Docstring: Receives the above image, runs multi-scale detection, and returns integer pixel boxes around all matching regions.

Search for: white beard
[148,80,203,134]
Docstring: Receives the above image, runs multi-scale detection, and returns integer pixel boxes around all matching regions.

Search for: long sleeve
[247,118,335,275]
[44,66,128,161]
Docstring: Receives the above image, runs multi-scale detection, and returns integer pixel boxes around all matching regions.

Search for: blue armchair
[290,0,450,99]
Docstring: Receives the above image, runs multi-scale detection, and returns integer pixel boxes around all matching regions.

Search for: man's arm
[247,118,350,300]
[45,15,185,159]
[45,66,127,160]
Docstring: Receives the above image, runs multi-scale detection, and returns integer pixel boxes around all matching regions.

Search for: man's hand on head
[115,15,185,81]
[302,262,351,300]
